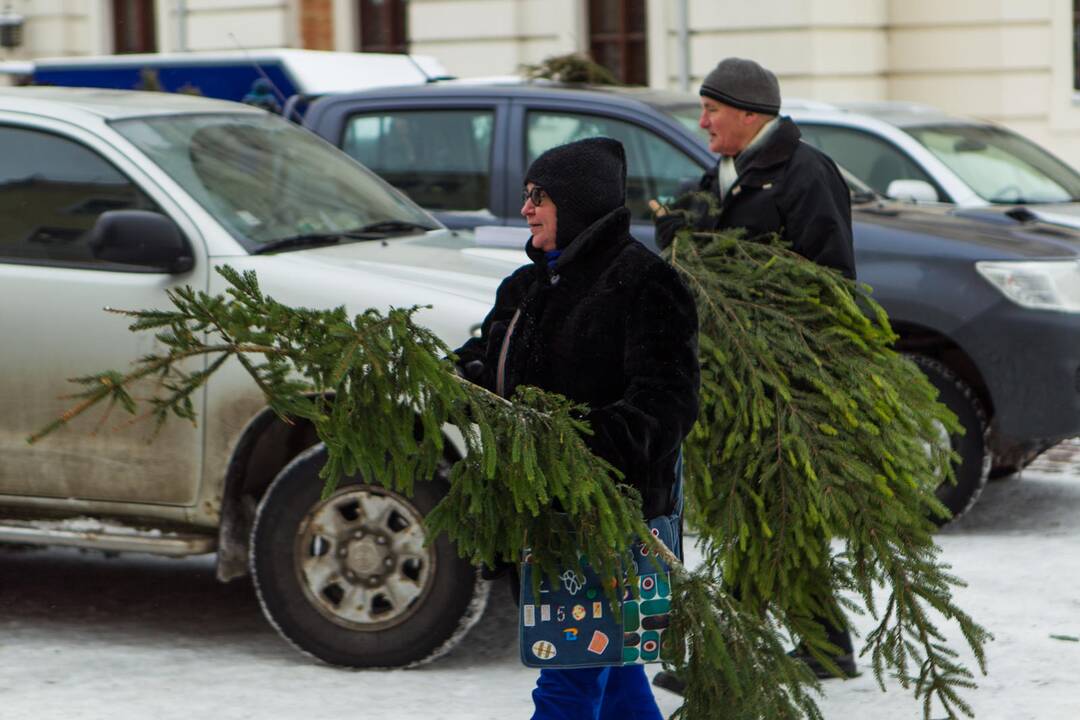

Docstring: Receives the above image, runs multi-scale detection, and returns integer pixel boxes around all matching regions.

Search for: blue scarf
[545,249,562,269]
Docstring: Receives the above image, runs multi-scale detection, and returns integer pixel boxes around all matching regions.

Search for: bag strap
[495,308,522,398]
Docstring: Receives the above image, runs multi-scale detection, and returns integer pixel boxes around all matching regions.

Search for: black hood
[524,137,627,249]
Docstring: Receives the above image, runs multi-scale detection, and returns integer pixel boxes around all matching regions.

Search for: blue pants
[531,665,663,720]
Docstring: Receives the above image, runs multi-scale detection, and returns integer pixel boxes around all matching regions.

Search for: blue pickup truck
[299,81,1080,522]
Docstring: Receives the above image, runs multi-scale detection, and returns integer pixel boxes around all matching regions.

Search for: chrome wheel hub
[295,486,435,630]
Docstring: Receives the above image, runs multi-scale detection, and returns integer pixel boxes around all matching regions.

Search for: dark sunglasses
[521,186,547,206]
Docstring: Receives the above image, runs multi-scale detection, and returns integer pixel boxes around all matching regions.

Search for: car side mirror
[885,179,939,203]
[88,210,194,273]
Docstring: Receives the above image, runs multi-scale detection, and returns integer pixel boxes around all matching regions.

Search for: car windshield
[110,112,438,251]
[904,124,1080,204]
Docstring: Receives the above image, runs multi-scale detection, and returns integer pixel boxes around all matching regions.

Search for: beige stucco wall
[7,0,1080,165]
[6,0,102,58]
[5,0,295,57]
[169,1,295,52]
[407,0,584,78]
[886,2,1052,125]
[678,0,888,101]
[398,0,1080,167]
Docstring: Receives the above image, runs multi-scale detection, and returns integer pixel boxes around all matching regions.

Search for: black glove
[456,359,486,383]
[654,213,686,251]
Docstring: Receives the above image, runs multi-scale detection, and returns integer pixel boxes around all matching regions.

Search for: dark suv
[301,82,1080,521]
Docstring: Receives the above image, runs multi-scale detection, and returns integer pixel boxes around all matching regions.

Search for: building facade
[4,0,1080,165]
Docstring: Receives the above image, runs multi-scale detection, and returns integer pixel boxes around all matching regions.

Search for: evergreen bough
[521,53,621,86]
[31,223,989,718]
[664,209,990,718]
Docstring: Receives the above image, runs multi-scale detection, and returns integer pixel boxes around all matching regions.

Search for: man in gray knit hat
[652,56,855,278]
[651,57,857,695]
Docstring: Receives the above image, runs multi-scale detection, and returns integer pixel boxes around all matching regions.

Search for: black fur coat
[455,208,700,520]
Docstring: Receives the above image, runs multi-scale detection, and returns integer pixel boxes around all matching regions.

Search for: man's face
[522,183,557,252]
[698,97,760,156]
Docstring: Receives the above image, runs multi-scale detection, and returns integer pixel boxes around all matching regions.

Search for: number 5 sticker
[556,606,566,622]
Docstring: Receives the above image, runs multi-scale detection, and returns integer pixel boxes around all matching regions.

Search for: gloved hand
[455,359,486,383]
[654,212,687,251]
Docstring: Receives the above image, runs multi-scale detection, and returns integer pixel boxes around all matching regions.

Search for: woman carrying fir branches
[453,137,700,719]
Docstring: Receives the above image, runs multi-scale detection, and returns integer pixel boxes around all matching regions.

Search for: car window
[798,124,943,201]
[905,124,1080,204]
[113,113,436,250]
[525,111,702,221]
[0,125,160,268]
[342,109,495,213]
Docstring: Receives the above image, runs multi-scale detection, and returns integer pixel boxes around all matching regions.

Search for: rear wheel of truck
[250,444,488,667]
[910,355,992,524]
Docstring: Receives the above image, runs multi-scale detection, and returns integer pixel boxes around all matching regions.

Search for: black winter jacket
[659,116,856,279]
[455,207,700,520]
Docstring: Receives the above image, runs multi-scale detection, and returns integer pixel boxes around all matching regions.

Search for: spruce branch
[665,193,990,719]
[30,230,992,719]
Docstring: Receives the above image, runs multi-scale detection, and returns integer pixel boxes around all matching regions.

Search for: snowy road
[2,442,1079,720]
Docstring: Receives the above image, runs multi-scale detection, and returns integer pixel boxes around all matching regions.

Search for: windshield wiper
[252,222,435,255]
[252,233,344,255]
[350,220,437,235]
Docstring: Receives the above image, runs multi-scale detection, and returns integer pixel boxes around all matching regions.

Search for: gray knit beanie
[699,57,781,115]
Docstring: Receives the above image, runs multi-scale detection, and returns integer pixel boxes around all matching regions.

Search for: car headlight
[975,260,1080,313]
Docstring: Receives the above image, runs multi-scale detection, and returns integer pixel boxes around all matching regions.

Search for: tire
[909,355,991,524]
[250,443,489,667]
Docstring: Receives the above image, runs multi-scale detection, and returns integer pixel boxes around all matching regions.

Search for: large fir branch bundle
[664,210,991,718]
[30,251,990,718]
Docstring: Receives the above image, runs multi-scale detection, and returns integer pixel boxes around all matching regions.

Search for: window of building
[588,0,647,85]
[359,0,408,53]
[343,109,495,212]
[113,0,157,54]
[0,126,160,268]
[1074,0,1080,90]
[526,111,701,221]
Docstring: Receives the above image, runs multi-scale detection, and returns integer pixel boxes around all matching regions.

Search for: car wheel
[909,355,991,524]
[250,443,489,667]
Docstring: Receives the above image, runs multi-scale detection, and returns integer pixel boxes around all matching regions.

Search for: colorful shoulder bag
[518,513,679,669]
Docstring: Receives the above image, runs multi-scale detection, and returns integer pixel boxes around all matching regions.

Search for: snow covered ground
[1,441,1079,720]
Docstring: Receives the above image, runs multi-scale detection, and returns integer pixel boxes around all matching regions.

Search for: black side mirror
[88,210,194,273]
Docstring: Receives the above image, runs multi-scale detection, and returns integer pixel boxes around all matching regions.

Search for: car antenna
[403,54,454,84]
[227,32,289,107]
[404,53,436,83]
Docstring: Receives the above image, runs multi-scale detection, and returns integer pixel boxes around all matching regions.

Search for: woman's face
[522,183,557,252]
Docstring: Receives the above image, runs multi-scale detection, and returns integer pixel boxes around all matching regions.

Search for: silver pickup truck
[0,87,519,667]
